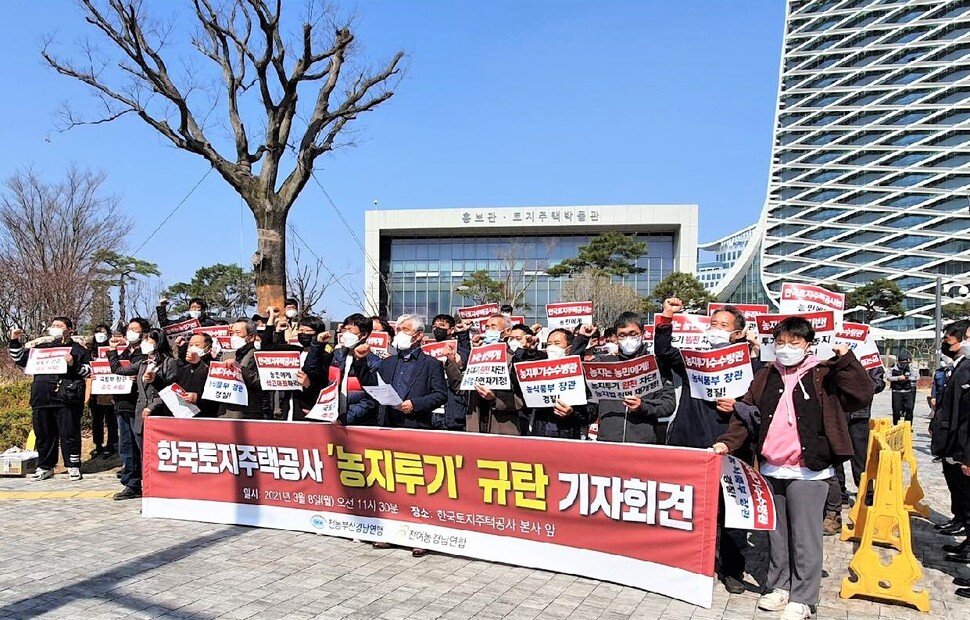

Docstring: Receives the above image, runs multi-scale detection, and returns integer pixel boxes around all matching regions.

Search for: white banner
[681,343,753,402]
[367,332,390,359]
[835,322,883,370]
[24,347,72,375]
[513,355,587,408]
[546,302,593,330]
[163,318,202,347]
[660,314,711,350]
[305,383,339,422]
[720,456,776,531]
[460,344,511,391]
[254,351,303,391]
[158,383,201,419]
[201,362,249,406]
[778,282,845,329]
[582,355,663,401]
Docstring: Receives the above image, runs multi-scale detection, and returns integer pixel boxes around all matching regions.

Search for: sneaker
[30,468,54,481]
[823,511,842,536]
[758,589,790,612]
[89,447,103,458]
[68,467,83,481]
[780,602,812,620]
[721,575,746,594]
[102,447,117,458]
[113,487,142,501]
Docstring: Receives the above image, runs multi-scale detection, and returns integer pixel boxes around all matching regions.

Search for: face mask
[507,339,521,353]
[483,330,502,345]
[188,310,202,320]
[962,339,970,359]
[285,309,298,319]
[707,328,733,347]
[230,335,248,350]
[774,344,806,367]
[48,327,65,339]
[140,341,156,355]
[602,342,619,356]
[942,342,955,359]
[297,334,314,347]
[187,345,207,358]
[392,332,414,351]
[94,332,108,344]
[339,332,359,349]
[433,327,450,342]
[619,336,642,355]
[546,345,566,360]
[253,340,261,350]
[256,325,266,332]
[126,330,141,343]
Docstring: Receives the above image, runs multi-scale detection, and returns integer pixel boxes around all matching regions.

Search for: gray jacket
[593,345,677,444]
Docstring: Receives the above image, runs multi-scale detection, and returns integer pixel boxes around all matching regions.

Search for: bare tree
[496,240,558,311]
[0,167,128,336]
[286,244,347,317]
[125,275,167,325]
[560,268,646,330]
[42,0,405,311]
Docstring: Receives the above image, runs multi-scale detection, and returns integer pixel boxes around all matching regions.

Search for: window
[928,132,970,147]
[883,255,931,270]
[925,88,970,106]
[925,175,970,190]
[884,193,933,208]
[882,130,932,146]
[845,190,890,205]
[931,67,970,83]
[935,111,970,126]
[803,227,845,241]
[843,50,885,68]
[928,45,970,64]
[885,48,932,65]
[802,170,843,184]
[927,239,970,254]
[808,111,842,126]
[842,12,883,31]
[804,208,844,222]
[843,171,883,185]
[838,209,886,225]
[779,168,810,182]
[885,6,926,25]
[774,205,806,219]
[884,235,931,250]
[805,188,845,203]
[841,230,885,244]
[840,151,884,166]
[931,153,970,168]
[923,218,970,234]
[842,250,886,264]
[847,111,885,126]
[883,69,929,86]
[883,214,932,228]
[768,223,805,237]
[804,150,844,164]
[922,196,970,213]
[845,71,886,87]
[882,172,932,187]
[880,90,931,106]
[778,131,806,145]
[883,26,930,45]
[804,131,846,146]
[804,93,844,108]
[932,3,970,20]
[801,266,842,279]
[942,24,970,41]
[883,151,932,167]
[841,92,883,107]
[842,130,888,145]
[802,75,843,90]
[802,246,845,260]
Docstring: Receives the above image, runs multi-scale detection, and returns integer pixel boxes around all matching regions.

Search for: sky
[0,1,786,320]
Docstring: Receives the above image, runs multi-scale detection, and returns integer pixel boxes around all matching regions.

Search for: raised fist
[662,297,684,317]
[9,328,23,341]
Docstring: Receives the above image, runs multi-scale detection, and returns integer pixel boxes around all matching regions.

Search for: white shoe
[780,602,812,620]
[30,468,54,481]
[757,589,790,612]
[68,467,83,481]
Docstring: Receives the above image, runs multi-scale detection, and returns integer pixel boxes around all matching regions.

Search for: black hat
[251,313,267,323]
[897,350,912,361]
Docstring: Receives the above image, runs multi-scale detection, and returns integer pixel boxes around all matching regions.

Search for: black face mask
[433,327,450,342]
[297,334,314,347]
[942,342,957,359]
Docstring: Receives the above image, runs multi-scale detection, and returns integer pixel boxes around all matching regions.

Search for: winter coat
[10,337,92,409]
[592,343,677,444]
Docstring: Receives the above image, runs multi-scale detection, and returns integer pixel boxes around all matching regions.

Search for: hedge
[0,380,33,451]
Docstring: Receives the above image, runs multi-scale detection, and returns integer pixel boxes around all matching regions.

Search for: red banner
[143,419,720,607]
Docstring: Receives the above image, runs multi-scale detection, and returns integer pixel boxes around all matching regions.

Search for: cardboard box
[0,454,38,477]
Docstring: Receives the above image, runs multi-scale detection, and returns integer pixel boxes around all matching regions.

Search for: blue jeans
[117,412,142,491]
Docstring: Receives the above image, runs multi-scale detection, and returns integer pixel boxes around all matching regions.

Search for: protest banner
[143,418,721,607]
[254,351,303,391]
[201,361,248,406]
[305,383,339,422]
[546,302,593,330]
[835,322,883,370]
[583,355,663,401]
[778,282,845,328]
[158,383,201,419]
[421,340,459,361]
[708,303,770,332]
[24,347,72,375]
[90,358,133,394]
[193,325,234,351]
[720,456,776,531]
[367,331,390,358]
[457,303,500,322]
[163,318,201,347]
[755,311,837,362]
[513,355,587,408]
[657,314,710,350]
[643,324,655,344]
[680,343,754,402]
[460,344,511,391]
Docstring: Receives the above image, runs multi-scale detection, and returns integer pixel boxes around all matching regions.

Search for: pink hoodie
[761,355,821,467]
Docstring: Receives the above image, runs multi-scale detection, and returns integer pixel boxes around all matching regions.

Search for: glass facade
[382,234,675,323]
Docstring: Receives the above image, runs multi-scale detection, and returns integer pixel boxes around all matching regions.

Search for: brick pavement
[0,390,968,619]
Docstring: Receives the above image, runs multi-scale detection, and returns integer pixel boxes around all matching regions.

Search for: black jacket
[156,305,218,328]
[363,348,448,429]
[219,344,263,418]
[592,343,677,444]
[930,357,970,460]
[10,338,92,409]
[107,346,146,413]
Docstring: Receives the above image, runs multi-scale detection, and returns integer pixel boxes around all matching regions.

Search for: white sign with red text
[681,343,753,402]
[25,347,72,375]
[163,318,201,347]
[192,325,234,351]
[90,358,133,394]
[514,355,587,408]
[421,340,459,361]
[755,311,837,362]
[658,314,711,350]
[582,355,663,401]
[460,344,511,391]
[367,332,390,358]
[720,456,776,531]
[457,303,500,322]
[97,345,128,359]
[254,351,303,391]
[778,283,845,329]
[201,361,249,406]
[305,383,339,422]
[546,302,593,330]
[836,322,883,370]
[158,383,201,419]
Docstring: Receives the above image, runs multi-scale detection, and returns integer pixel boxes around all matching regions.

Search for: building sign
[460,208,602,226]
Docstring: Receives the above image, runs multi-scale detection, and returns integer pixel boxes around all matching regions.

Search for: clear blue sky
[0,1,785,319]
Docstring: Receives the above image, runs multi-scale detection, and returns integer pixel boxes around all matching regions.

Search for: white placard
[582,355,664,401]
[90,358,133,395]
[514,355,587,408]
[305,383,339,422]
[201,361,249,406]
[755,311,837,362]
[546,301,593,330]
[25,347,71,375]
[459,344,511,391]
[254,351,302,391]
[680,343,753,402]
[158,383,201,418]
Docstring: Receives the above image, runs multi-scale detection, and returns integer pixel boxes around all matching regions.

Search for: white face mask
[602,342,619,356]
[126,329,141,343]
[961,339,970,359]
[507,339,521,353]
[230,335,248,350]
[140,341,156,355]
[188,310,202,319]
[545,344,565,360]
[619,336,642,355]
[707,328,733,347]
[392,332,414,351]
[48,327,65,339]
[253,340,261,350]
[775,344,807,367]
[339,332,359,349]
[483,330,502,345]
[94,332,108,343]
[187,345,207,358]
[285,309,298,319]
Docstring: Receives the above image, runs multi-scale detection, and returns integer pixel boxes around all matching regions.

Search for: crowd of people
[8,295,970,618]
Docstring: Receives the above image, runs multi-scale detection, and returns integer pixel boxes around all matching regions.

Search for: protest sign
[367,331,390,358]
[778,282,845,328]
[460,344,511,391]
[90,358,133,394]
[582,355,663,401]
[546,302,593,330]
[201,361,248,406]
[755,311,837,362]
[143,418,721,607]
[158,383,201,419]
[658,314,711,350]
[836,322,883,370]
[24,347,72,375]
[680,343,753,401]
[514,355,587,408]
[193,325,234,351]
[305,383,339,422]
[720,456,776,531]
[163,318,201,347]
[421,340,458,361]
[254,351,303,391]
[97,345,128,359]
[457,303,500,322]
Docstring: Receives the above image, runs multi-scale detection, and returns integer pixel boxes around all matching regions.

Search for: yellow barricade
[25,430,36,451]
[839,420,930,612]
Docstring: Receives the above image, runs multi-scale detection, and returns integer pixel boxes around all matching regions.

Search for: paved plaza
[1,390,969,619]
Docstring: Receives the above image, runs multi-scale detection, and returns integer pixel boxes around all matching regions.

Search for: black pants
[716,496,746,578]
[33,405,83,470]
[847,417,870,487]
[90,401,117,450]
[891,390,916,424]
[943,460,970,525]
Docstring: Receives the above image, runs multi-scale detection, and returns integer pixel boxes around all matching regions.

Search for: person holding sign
[713,317,873,619]
[107,318,151,497]
[86,323,117,458]
[173,332,219,418]
[131,330,181,422]
[527,329,590,439]
[8,318,92,482]
[218,319,265,420]
[305,313,382,425]
[466,314,523,435]
[426,314,472,431]
[156,296,217,327]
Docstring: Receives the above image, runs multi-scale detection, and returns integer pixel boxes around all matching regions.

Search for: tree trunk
[254,208,287,314]
[118,279,127,325]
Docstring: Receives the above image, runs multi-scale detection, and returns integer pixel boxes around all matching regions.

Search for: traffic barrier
[839,420,929,612]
